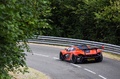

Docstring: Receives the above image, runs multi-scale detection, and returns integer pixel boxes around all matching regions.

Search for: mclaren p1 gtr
[59,44,104,64]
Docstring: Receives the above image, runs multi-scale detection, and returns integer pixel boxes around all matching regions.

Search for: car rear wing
[83,45,104,53]
[89,45,104,50]
[81,45,104,50]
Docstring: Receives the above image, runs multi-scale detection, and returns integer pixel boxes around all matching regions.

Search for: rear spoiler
[89,45,104,50]
[76,44,104,50]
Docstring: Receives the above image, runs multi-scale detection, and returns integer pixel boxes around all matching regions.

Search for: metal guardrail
[29,36,120,54]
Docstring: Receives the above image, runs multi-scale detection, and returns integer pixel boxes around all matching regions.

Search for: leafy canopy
[46,0,120,45]
[0,0,51,78]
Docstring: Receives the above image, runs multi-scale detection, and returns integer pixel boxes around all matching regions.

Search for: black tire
[72,55,78,64]
[97,53,103,62]
[79,55,83,64]
[59,52,64,61]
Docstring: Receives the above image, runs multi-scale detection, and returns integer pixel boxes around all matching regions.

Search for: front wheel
[59,52,64,61]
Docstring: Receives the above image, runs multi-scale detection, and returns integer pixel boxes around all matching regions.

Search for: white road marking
[30,52,108,79]
[71,63,81,68]
[34,53,49,58]
[53,57,59,60]
[99,75,107,79]
[84,68,96,74]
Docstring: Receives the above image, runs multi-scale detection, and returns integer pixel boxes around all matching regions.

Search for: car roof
[75,44,89,50]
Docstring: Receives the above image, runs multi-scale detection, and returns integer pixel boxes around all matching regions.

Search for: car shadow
[56,58,103,65]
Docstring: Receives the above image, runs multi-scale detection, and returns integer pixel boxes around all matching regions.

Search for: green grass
[103,52,120,61]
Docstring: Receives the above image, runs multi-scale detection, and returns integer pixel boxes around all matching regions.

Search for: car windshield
[67,47,75,51]
[77,45,89,50]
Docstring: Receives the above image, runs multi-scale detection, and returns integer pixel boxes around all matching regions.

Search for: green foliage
[46,0,120,45]
[94,0,120,44]
[1,0,119,78]
[0,0,51,78]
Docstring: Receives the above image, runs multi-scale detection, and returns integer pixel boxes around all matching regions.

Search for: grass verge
[103,52,120,61]
[10,67,50,79]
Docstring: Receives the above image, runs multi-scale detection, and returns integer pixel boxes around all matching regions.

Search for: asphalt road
[26,43,120,79]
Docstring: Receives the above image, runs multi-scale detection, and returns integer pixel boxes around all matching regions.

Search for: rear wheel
[59,52,64,61]
[72,55,78,64]
[97,53,103,62]
[78,55,83,64]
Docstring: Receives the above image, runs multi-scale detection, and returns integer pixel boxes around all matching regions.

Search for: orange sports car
[59,44,104,64]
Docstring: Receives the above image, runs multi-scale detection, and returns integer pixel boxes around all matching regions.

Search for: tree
[47,0,120,45]
[94,0,120,44]
[0,0,51,78]
[47,0,84,38]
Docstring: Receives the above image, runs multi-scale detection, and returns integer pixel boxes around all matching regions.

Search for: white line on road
[34,53,49,58]
[53,57,59,60]
[30,52,108,79]
[71,63,81,68]
[84,68,96,74]
[99,75,107,79]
